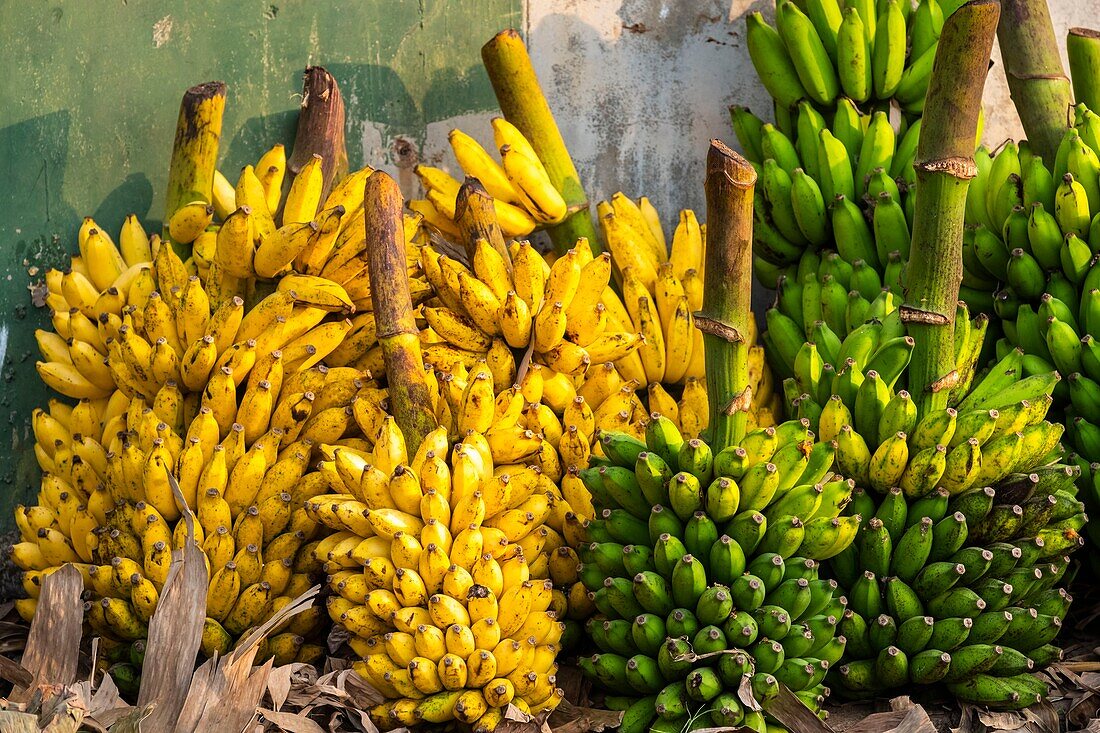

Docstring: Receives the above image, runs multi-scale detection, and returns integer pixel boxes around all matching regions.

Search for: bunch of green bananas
[745,0,943,120]
[832,463,1077,708]
[576,415,860,733]
[762,251,913,376]
[734,98,920,286]
[766,290,1082,707]
[960,105,1100,475]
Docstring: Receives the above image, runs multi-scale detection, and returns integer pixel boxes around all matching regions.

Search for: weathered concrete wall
[514,0,1100,228]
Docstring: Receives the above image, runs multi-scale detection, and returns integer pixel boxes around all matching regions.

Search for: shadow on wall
[223,59,496,189]
[0,111,85,523]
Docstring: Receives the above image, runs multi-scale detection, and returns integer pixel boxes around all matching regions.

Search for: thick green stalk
[163,81,226,253]
[364,171,437,455]
[1068,28,1100,112]
[996,0,1072,162]
[699,140,757,450]
[481,29,600,256]
[287,66,348,204]
[905,0,1000,419]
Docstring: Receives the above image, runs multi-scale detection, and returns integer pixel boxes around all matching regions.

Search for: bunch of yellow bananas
[203,156,429,313]
[303,417,564,730]
[19,142,431,669]
[427,356,601,625]
[411,118,568,239]
[593,195,781,425]
[418,239,642,378]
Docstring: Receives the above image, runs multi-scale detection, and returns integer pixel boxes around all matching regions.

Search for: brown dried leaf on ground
[763,684,835,733]
[136,531,207,731]
[256,659,387,732]
[835,697,935,733]
[547,699,622,733]
[12,565,82,704]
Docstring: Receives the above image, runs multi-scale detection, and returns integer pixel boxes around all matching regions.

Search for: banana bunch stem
[1068,28,1100,113]
[996,0,1073,163]
[163,81,227,254]
[904,0,998,419]
[481,29,600,256]
[456,178,512,268]
[288,66,348,204]
[364,171,438,455]
[700,140,756,451]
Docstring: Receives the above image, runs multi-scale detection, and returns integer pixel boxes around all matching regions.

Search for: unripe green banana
[894,43,936,111]
[874,645,909,688]
[926,615,974,652]
[818,129,855,203]
[653,533,688,578]
[654,680,690,720]
[836,7,871,103]
[966,609,1013,646]
[972,225,1010,280]
[762,160,810,247]
[636,451,673,508]
[871,0,906,98]
[894,614,934,655]
[730,106,766,164]
[854,112,896,199]
[884,577,924,623]
[625,655,666,694]
[746,12,807,109]
[1006,248,1046,302]
[910,649,952,684]
[890,516,934,582]
[726,510,768,557]
[1061,232,1093,285]
[829,197,880,274]
[776,0,840,106]
[946,672,1047,710]
[913,561,966,599]
[790,168,830,247]
[909,0,943,60]
[927,511,968,563]
[649,507,684,547]
[631,614,667,657]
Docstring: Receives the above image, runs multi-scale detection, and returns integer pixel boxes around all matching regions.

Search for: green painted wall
[0,0,521,527]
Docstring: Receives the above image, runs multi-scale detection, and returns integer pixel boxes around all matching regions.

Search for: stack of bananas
[417,240,640,378]
[959,105,1100,475]
[302,418,564,731]
[203,150,430,319]
[577,415,859,733]
[417,195,776,434]
[595,192,779,420]
[746,0,944,122]
[734,100,920,290]
[17,141,420,673]
[412,118,567,239]
[768,292,1083,707]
